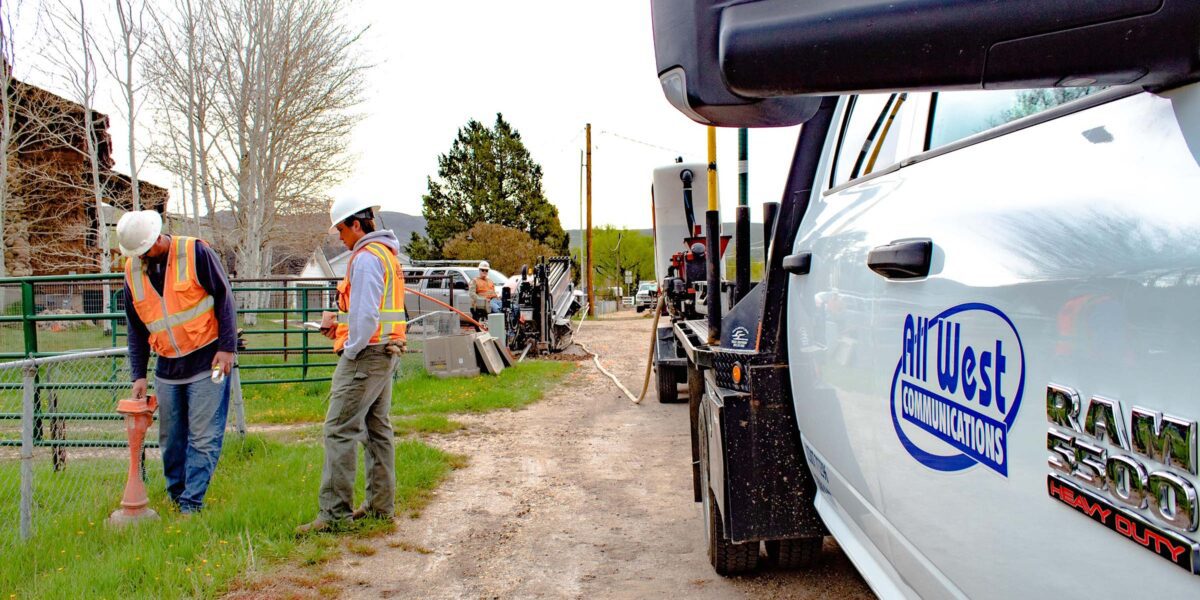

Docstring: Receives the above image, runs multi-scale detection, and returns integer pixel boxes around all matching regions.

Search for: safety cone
[108,395,159,527]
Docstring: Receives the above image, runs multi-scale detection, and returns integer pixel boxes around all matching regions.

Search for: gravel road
[332,314,875,599]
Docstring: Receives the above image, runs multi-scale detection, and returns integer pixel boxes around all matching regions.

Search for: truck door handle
[867,239,932,279]
[782,252,811,275]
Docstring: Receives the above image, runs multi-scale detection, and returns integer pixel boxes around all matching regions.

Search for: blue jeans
[156,375,231,513]
[489,298,503,313]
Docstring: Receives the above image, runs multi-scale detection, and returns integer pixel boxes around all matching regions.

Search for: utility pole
[579,149,584,273]
[586,123,594,316]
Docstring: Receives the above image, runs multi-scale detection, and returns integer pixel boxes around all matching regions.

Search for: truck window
[829,93,917,188]
[425,269,446,289]
[927,87,1105,149]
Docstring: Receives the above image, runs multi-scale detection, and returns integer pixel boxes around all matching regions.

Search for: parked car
[634,281,659,312]
[403,265,507,323]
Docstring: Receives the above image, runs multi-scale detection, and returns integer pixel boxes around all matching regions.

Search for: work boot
[350,505,393,521]
[295,518,334,536]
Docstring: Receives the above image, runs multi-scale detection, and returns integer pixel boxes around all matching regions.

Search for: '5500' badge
[890,303,1026,477]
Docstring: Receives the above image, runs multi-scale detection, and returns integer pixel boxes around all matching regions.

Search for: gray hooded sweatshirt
[343,230,402,360]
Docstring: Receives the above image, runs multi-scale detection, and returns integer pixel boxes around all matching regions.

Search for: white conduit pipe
[573,295,664,405]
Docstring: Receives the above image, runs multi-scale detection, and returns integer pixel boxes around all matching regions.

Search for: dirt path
[333,315,875,599]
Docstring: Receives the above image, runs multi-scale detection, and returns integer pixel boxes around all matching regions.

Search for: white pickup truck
[652,1,1200,597]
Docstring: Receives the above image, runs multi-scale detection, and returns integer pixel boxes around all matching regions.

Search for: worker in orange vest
[116,210,237,515]
[469,260,501,321]
[298,198,406,534]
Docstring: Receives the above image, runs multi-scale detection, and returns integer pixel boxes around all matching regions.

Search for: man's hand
[213,351,235,375]
[320,310,338,339]
[132,378,148,400]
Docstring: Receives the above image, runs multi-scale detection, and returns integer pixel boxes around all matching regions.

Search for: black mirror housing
[651,0,822,127]
[652,0,1200,126]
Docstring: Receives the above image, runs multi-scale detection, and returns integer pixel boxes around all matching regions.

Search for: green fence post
[21,282,42,446]
[301,290,309,379]
[21,281,37,357]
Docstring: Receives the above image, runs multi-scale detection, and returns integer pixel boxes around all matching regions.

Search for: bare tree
[145,0,363,310]
[210,0,365,321]
[145,0,218,239]
[42,0,117,325]
[99,0,150,210]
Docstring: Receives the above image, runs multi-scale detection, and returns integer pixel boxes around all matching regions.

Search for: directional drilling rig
[503,256,585,355]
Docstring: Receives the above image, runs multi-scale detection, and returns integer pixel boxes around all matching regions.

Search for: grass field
[245,360,576,426]
[0,435,457,599]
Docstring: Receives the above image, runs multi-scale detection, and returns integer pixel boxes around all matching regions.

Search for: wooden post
[586,123,594,316]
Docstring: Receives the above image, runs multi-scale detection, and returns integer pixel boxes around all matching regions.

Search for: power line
[596,129,701,160]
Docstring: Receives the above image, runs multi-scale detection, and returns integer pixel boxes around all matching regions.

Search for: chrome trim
[1106,454,1150,510]
[1132,407,1199,475]
[1048,428,1075,475]
[1073,438,1107,491]
[1085,395,1129,449]
[1148,471,1199,532]
[1046,384,1082,432]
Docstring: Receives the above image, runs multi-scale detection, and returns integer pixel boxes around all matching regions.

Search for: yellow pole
[706,126,718,211]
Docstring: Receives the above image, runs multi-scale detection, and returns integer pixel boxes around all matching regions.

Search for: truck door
[450,270,472,315]
[789,85,1200,598]
[422,269,448,318]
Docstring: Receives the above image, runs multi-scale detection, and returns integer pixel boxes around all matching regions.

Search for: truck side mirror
[453,280,468,290]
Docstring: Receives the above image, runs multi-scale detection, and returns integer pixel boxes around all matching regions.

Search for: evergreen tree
[407,113,568,259]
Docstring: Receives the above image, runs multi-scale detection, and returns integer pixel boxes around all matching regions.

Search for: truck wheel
[656,365,679,403]
[699,404,758,575]
[636,306,645,313]
[765,537,823,569]
[706,490,759,575]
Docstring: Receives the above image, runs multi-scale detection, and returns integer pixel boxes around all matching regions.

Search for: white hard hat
[116,210,163,257]
[328,197,380,234]
[478,261,490,270]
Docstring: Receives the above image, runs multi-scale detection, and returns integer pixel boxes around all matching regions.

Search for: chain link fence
[0,349,250,555]
[0,348,160,556]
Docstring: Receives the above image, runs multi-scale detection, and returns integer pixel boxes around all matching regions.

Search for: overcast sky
[14,0,802,231]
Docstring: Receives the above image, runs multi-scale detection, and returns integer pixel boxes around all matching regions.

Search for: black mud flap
[655,325,687,369]
[707,364,826,543]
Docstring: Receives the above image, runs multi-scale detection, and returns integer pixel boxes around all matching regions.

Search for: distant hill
[377,211,428,247]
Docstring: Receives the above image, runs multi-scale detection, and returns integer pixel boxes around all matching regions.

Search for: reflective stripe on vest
[123,236,220,358]
[333,241,407,353]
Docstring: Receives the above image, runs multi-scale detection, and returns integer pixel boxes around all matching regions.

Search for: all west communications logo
[890,303,1026,477]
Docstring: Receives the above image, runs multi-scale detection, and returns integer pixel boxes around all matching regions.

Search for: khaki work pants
[318,344,398,522]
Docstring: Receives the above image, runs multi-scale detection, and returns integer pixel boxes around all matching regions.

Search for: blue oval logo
[890,303,1025,477]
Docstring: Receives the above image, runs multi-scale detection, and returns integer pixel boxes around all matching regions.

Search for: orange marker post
[108,395,160,526]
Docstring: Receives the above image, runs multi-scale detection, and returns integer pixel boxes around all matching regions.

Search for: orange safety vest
[124,236,220,359]
[334,241,407,354]
[475,275,496,298]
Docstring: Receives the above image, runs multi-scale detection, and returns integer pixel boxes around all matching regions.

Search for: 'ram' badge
[890,303,1026,477]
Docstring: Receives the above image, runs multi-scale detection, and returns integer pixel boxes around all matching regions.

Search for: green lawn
[0,435,456,599]
[246,359,576,427]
